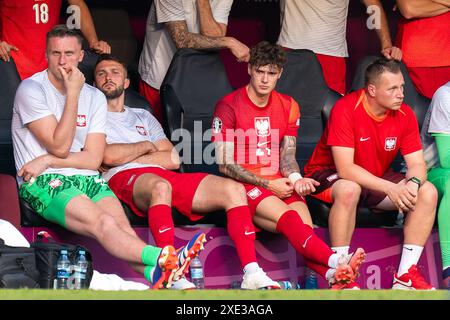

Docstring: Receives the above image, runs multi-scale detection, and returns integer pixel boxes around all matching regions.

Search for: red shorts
[307,168,405,209]
[138,79,163,122]
[243,183,306,216]
[108,167,208,221]
[315,53,347,95]
[407,66,450,99]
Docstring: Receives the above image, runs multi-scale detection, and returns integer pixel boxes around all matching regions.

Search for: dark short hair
[365,58,402,86]
[95,54,128,77]
[46,24,83,47]
[249,41,286,70]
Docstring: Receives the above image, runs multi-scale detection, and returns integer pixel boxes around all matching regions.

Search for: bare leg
[64,195,148,265]
[289,201,313,227]
[132,173,172,210]
[96,196,146,273]
[375,181,437,246]
[328,180,361,247]
[252,196,292,232]
[190,175,248,212]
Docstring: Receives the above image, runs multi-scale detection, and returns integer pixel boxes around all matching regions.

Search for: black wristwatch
[407,176,421,188]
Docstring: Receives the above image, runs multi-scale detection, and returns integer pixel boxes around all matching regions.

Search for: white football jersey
[12,70,107,185]
[102,106,168,181]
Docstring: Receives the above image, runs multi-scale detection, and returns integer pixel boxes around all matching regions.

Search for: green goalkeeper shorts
[19,173,116,228]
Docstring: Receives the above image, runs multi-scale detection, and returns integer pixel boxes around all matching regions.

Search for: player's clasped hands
[294,178,320,196]
[387,181,417,213]
[268,178,294,199]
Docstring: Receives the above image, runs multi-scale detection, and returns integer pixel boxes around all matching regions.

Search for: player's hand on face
[268,178,294,199]
[90,40,111,54]
[0,41,19,62]
[294,178,320,196]
[59,65,85,95]
[18,155,51,183]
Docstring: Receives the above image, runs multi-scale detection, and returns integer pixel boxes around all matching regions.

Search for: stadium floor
[1,289,449,300]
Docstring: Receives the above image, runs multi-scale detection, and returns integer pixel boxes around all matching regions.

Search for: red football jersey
[212,87,300,180]
[0,0,62,79]
[304,89,422,178]
[396,12,450,68]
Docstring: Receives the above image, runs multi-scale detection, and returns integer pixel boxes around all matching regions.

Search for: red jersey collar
[242,86,273,111]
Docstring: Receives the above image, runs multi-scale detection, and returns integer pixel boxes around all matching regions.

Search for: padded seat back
[275,49,341,170]
[90,8,138,68]
[0,59,21,176]
[160,49,234,175]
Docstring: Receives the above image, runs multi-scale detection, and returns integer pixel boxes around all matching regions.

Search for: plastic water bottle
[74,250,88,289]
[278,280,293,290]
[278,281,301,290]
[54,250,71,289]
[304,268,318,289]
[230,280,242,289]
[189,256,205,289]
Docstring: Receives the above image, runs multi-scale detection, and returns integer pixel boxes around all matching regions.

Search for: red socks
[276,210,333,267]
[227,206,258,268]
[147,204,174,248]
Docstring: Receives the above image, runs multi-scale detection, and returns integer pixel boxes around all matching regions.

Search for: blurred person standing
[0,0,111,79]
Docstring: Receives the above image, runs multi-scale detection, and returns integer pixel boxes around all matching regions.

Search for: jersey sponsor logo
[257,140,269,148]
[247,187,262,200]
[135,125,148,136]
[48,179,63,189]
[212,117,222,134]
[360,137,370,142]
[77,115,87,127]
[384,137,397,151]
[254,117,271,137]
[296,118,300,126]
[244,230,255,236]
[326,173,339,182]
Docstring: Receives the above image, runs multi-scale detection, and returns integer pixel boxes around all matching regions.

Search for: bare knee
[150,179,172,202]
[222,180,247,206]
[93,213,119,238]
[418,181,438,207]
[332,180,361,207]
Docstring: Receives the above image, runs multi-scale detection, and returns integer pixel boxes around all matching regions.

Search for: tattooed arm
[280,136,320,196]
[165,21,250,62]
[280,136,300,177]
[215,141,294,198]
[216,141,269,188]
